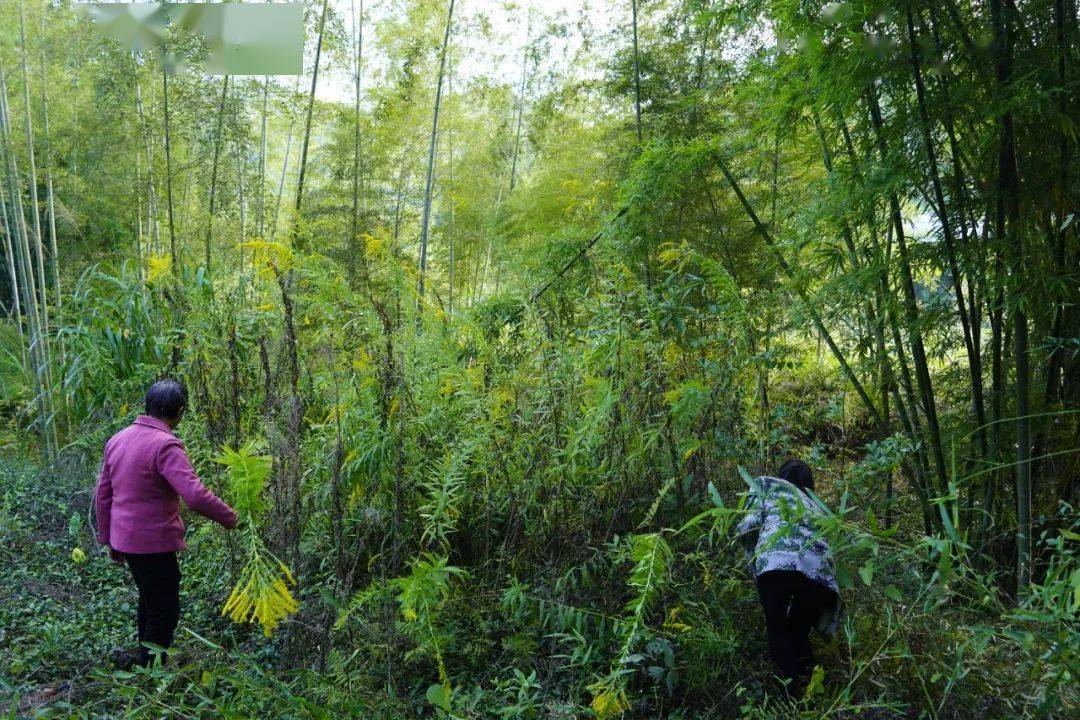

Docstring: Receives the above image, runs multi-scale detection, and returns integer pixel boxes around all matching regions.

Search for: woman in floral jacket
[737,458,841,695]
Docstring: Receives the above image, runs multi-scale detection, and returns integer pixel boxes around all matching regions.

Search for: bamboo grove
[0,0,1077,717]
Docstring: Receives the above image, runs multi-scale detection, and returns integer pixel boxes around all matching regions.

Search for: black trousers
[756,569,835,690]
[124,551,181,666]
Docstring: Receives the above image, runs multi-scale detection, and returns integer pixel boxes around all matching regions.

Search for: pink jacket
[95,415,237,554]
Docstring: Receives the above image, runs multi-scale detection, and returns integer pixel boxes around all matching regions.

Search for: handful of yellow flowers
[216,442,298,636]
[221,530,299,636]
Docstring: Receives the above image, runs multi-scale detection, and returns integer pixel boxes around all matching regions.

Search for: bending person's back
[737,458,841,696]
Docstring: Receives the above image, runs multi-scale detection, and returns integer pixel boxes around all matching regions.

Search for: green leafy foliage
[0,0,1077,717]
[215,441,271,520]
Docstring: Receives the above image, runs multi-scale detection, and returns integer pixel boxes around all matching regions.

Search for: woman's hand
[223,508,240,530]
[109,547,125,565]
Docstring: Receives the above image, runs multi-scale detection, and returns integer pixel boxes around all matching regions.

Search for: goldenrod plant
[338,554,467,714]
[216,442,298,636]
[590,532,673,715]
[221,534,299,637]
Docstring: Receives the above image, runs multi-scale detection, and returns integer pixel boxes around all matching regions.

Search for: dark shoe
[109,647,140,671]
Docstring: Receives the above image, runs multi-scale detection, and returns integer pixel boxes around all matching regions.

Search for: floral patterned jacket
[737,476,841,636]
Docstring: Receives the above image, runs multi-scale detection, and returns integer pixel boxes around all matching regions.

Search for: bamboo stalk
[270,78,300,244]
[348,0,365,283]
[38,0,60,317]
[163,68,177,276]
[206,75,230,273]
[292,0,330,248]
[477,24,533,305]
[134,73,159,256]
[18,0,49,344]
[18,0,55,442]
[631,0,643,145]
[134,92,145,285]
[446,53,454,319]
[905,8,987,461]
[236,134,246,269]
[509,17,530,193]
[0,182,26,359]
[417,0,456,301]
[258,76,268,239]
[865,86,949,498]
[990,0,1031,591]
[0,64,51,457]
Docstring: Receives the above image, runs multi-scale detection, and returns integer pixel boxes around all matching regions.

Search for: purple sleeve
[94,443,113,545]
[156,441,239,529]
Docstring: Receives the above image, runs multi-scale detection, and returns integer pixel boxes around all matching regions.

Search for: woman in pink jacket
[95,380,238,667]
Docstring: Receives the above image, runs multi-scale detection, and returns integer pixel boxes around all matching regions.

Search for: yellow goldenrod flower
[590,688,629,719]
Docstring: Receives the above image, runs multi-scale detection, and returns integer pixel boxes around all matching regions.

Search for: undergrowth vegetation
[1,237,1075,716]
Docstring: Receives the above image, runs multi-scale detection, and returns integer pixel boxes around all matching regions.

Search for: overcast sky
[316,0,615,104]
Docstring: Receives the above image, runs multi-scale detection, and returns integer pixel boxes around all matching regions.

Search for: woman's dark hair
[144,379,188,419]
[776,458,814,492]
